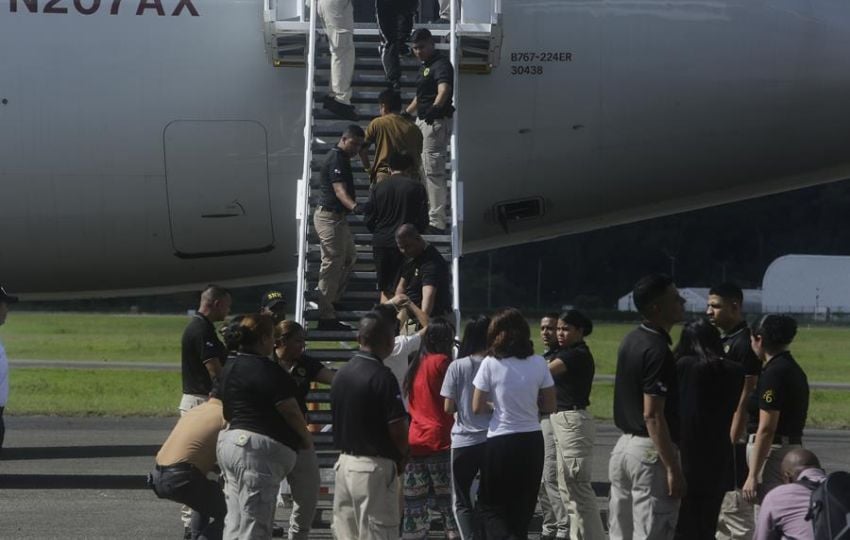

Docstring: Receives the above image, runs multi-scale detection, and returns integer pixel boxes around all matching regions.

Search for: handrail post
[294,0,319,325]
[449,0,462,334]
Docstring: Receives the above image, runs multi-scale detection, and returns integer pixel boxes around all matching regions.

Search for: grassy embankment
[2,313,849,427]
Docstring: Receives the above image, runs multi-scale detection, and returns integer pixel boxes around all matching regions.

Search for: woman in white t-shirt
[472,308,556,539]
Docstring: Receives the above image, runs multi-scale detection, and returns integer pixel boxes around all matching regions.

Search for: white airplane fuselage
[2,0,850,298]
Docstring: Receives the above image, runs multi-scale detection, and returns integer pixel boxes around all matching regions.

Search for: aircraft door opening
[163,120,275,259]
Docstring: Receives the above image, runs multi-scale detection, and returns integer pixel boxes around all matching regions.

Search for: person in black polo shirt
[394,224,452,319]
[313,125,366,331]
[537,312,569,540]
[366,152,429,302]
[330,312,409,538]
[707,282,762,540]
[180,285,231,416]
[673,319,743,540]
[272,320,335,540]
[549,309,606,539]
[742,315,808,510]
[216,314,312,540]
[405,28,455,234]
[609,274,685,540]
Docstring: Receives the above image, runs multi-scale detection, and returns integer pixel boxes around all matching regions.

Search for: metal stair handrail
[294,0,319,326]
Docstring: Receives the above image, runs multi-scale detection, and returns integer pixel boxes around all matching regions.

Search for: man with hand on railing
[313,125,368,332]
[404,28,455,235]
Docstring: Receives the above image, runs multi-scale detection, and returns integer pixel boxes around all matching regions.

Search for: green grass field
[2,312,849,426]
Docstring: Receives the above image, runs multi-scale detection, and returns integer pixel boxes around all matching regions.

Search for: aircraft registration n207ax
[1,0,849,299]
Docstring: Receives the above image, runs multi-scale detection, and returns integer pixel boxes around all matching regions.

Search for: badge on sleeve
[724,344,731,354]
[762,389,775,403]
[423,67,430,77]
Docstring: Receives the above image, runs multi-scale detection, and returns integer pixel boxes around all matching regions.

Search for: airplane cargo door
[164,120,275,258]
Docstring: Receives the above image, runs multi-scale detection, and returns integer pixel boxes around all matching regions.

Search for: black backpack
[801,471,850,539]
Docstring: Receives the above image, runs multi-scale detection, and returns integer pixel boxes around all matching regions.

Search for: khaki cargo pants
[317,0,354,105]
[416,117,451,231]
[313,208,357,319]
[332,454,400,539]
[608,434,680,540]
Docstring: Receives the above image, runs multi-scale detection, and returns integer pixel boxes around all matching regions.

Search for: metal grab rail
[294,0,319,325]
[449,0,462,333]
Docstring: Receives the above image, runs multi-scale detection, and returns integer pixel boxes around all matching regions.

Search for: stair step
[311,91,416,105]
[315,74,417,88]
[306,330,359,341]
[306,270,377,281]
[306,232,451,244]
[306,390,331,403]
[304,309,372,322]
[315,57,419,72]
[312,108,378,122]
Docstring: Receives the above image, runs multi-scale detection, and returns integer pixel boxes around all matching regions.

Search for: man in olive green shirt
[360,89,423,183]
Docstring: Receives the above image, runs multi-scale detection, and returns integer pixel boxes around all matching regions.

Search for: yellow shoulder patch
[762,389,775,404]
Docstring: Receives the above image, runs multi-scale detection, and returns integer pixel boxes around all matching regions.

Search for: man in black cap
[260,290,287,324]
[0,285,19,452]
[405,28,455,234]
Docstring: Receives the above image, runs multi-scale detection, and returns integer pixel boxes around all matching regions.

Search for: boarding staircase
[260,0,505,532]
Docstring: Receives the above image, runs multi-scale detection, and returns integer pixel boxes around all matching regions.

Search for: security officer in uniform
[260,290,287,324]
[538,313,569,540]
[609,274,685,540]
[405,28,455,234]
[180,285,231,415]
[708,282,762,540]
[314,125,367,331]
[550,310,606,539]
[0,285,18,453]
[742,315,809,512]
[330,312,409,538]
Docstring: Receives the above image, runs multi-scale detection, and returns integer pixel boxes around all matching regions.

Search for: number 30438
[510,65,543,76]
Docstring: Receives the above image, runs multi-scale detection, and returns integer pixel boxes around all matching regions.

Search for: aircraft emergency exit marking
[9,0,200,16]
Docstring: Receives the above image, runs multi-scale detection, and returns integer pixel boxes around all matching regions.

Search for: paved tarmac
[1,416,849,539]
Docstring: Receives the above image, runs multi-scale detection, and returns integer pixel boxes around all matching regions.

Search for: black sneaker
[425,225,447,235]
[272,524,285,537]
[183,527,192,540]
[317,319,353,331]
[322,95,358,121]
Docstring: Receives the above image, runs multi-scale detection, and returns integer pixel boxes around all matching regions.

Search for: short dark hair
[371,303,401,336]
[632,274,674,315]
[411,28,433,43]
[358,312,394,348]
[386,152,415,172]
[709,282,744,304]
[343,124,365,139]
[753,314,797,350]
[487,307,534,359]
[378,89,402,112]
[559,309,593,337]
[201,284,231,303]
[541,313,560,321]
[395,223,421,241]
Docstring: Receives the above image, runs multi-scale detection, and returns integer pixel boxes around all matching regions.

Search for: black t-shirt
[543,347,560,361]
[331,352,408,460]
[676,354,744,493]
[365,175,429,247]
[283,354,326,415]
[553,341,595,410]
[400,244,451,317]
[723,322,761,376]
[416,51,454,119]
[756,351,809,438]
[181,314,227,395]
[318,147,355,214]
[613,324,680,443]
[218,353,302,450]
